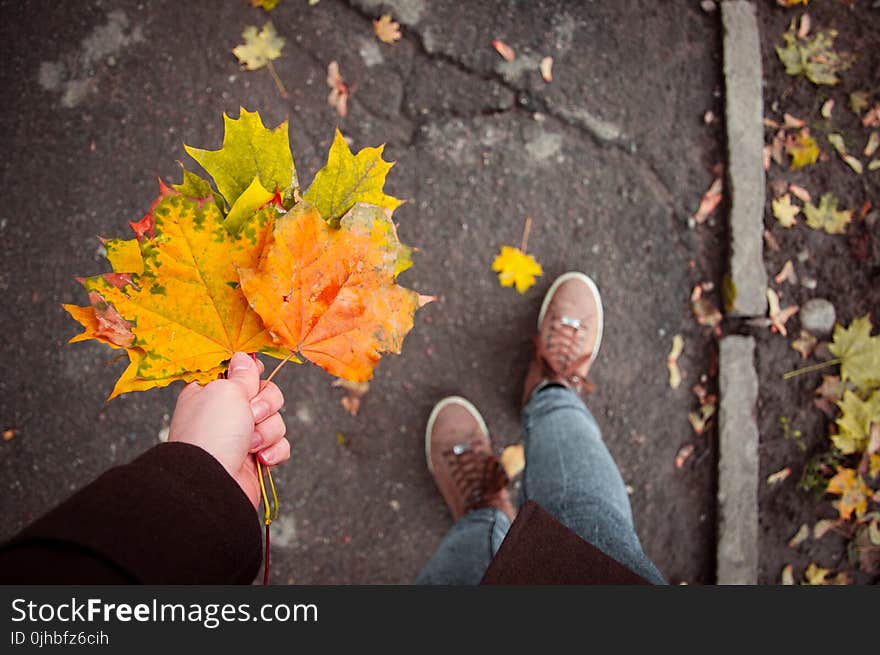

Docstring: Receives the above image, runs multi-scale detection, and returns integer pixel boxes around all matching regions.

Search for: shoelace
[538,314,593,382]
[442,439,509,512]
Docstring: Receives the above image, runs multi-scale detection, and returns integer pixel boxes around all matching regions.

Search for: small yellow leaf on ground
[865,132,879,157]
[767,467,791,485]
[373,14,402,43]
[787,523,809,548]
[233,23,284,70]
[492,246,542,294]
[501,443,525,479]
[772,193,800,227]
[829,315,880,390]
[842,154,863,174]
[803,193,852,234]
[492,39,515,61]
[688,402,715,435]
[820,98,834,119]
[780,564,794,585]
[870,454,880,479]
[833,390,880,455]
[869,159,880,171]
[667,334,684,389]
[803,562,830,585]
[774,260,797,285]
[776,0,810,6]
[539,56,553,82]
[813,519,838,539]
[675,444,695,469]
[827,132,846,155]
[826,467,871,519]
[849,91,870,115]
[786,129,820,169]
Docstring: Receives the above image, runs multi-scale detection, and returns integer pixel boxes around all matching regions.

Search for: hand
[168,352,290,508]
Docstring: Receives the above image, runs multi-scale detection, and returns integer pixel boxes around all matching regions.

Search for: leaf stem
[266,61,288,99]
[520,215,533,253]
[267,464,280,521]
[256,457,271,525]
[266,351,295,383]
[782,358,841,380]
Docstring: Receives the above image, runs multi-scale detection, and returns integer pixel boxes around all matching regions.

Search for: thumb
[226,352,260,399]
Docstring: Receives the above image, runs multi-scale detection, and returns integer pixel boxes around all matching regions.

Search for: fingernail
[251,399,270,422]
[230,352,252,372]
[250,432,262,450]
[259,449,275,466]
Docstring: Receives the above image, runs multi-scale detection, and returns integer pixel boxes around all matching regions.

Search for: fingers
[251,413,286,451]
[226,352,260,399]
[258,437,290,466]
[178,381,203,401]
[250,381,283,423]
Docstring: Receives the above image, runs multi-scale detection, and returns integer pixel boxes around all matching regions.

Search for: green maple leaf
[173,165,214,199]
[834,389,880,454]
[303,129,402,225]
[775,24,852,86]
[829,315,880,391]
[184,108,297,210]
[803,193,852,234]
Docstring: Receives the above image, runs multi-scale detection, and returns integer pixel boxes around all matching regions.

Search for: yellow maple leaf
[238,202,424,382]
[828,315,880,391]
[303,129,402,224]
[803,193,852,234]
[869,453,880,478]
[373,14,401,44]
[232,23,284,70]
[826,467,871,520]
[492,245,542,294]
[771,193,800,228]
[833,389,880,454]
[803,562,830,585]
[786,130,820,169]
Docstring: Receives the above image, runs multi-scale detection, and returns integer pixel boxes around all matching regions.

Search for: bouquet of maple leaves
[64,108,429,399]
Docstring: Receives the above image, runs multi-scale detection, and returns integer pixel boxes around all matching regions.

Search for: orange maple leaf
[826,467,871,520]
[239,201,425,382]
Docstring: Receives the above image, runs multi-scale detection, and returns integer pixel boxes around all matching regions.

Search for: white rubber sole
[424,396,489,473]
[537,271,604,362]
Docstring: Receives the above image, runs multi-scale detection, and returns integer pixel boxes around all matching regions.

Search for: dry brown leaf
[501,443,525,478]
[326,61,349,117]
[2,428,16,441]
[693,177,723,224]
[774,260,797,285]
[791,329,818,359]
[797,13,811,39]
[780,564,795,585]
[675,444,695,469]
[667,334,684,389]
[789,183,812,203]
[332,378,370,416]
[767,467,792,485]
[691,284,722,328]
[821,98,834,119]
[815,375,846,403]
[373,14,402,44]
[762,146,771,171]
[788,523,810,548]
[492,39,515,62]
[539,56,553,82]
[770,131,786,165]
[767,288,798,336]
[764,229,781,252]
[784,112,806,128]
[863,104,880,127]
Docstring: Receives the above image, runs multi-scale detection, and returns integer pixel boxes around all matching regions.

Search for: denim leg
[522,385,666,584]
[415,508,510,585]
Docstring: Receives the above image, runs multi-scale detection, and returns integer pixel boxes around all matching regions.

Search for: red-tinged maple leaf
[129,178,175,240]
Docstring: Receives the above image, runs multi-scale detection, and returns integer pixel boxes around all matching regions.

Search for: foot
[425,396,515,521]
[522,272,604,405]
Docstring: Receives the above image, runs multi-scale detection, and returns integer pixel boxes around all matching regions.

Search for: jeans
[415,385,666,584]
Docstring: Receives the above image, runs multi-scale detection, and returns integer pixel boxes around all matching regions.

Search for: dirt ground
[754,0,880,584]
[0,0,728,583]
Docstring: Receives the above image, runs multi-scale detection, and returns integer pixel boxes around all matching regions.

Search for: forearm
[0,443,262,584]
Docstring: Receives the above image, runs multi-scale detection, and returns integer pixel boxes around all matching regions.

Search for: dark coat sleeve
[0,442,262,584]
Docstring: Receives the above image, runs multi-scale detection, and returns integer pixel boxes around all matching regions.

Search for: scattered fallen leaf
[326,61,349,118]
[767,467,792,485]
[492,246,542,293]
[774,260,797,285]
[764,229,781,252]
[705,110,716,124]
[691,285,722,328]
[332,378,370,416]
[826,467,871,519]
[688,402,716,435]
[868,520,880,545]
[251,0,280,8]
[829,315,880,391]
[803,193,852,234]
[692,384,717,406]
[776,23,852,85]
[871,454,880,479]
[2,428,16,441]
[233,22,284,70]
[820,98,834,119]
[803,562,830,585]
[777,0,810,6]
[849,91,870,114]
[767,288,798,336]
[869,159,880,171]
[786,129,820,169]
[815,375,846,403]
[813,519,838,539]
[675,444,695,469]
[780,564,794,585]
[501,443,525,478]
[539,56,553,82]
[842,154,863,174]
[865,132,879,158]
[833,390,880,455]
[492,39,515,62]
[770,130,786,165]
[783,113,805,129]
[373,14,402,44]
[789,183,811,203]
[788,523,809,548]
[863,104,880,128]
[772,194,800,228]
[693,177,723,224]
[796,12,811,39]
[336,431,348,446]
[827,132,846,156]
[791,329,817,359]
[667,334,684,389]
